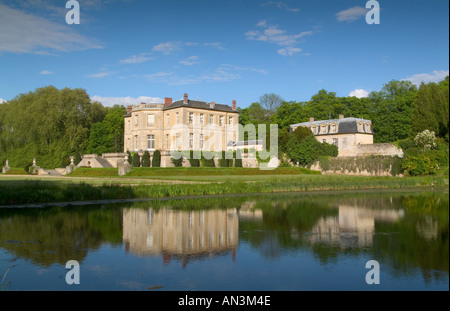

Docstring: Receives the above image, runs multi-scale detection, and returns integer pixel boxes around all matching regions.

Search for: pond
[0,189,448,291]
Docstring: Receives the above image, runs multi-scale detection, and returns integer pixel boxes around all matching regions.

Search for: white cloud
[91,96,164,107]
[143,72,173,82]
[0,3,102,53]
[349,89,370,98]
[40,70,53,75]
[152,42,181,54]
[120,53,153,64]
[261,2,299,13]
[204,42,225,50]
[403,70,449,86]
[0,98,6,103]
[179,56,200,66]
[336,6,367,22]
[246,21,312,56]
[277,47,302,56]
[246,24,312,46]
[88,70,114,78]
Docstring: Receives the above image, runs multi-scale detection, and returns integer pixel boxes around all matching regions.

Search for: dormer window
[321,125,327,134]
[331,124,337,133]
[364,123,371,133]
[358,122,364,132]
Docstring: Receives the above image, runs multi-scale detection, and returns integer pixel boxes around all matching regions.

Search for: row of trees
[240,77,449,144]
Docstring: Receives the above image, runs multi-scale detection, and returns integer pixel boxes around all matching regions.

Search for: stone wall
[352,143,404,158]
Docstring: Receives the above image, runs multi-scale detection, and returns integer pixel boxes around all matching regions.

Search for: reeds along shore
[0,173,447,205]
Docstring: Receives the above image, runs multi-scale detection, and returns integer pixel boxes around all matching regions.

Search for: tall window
[189,133,194,149]
[176,112,179,124]
[199,134,204,149]
[228,116,233,127]
[166,114,170,127]
[332,138,338,146]
[175,133,180,149]
[219,115,224,126]
[209,114,214,125]
[147,135,155,150]
[331,124,337,133]
[147,114,155,126]
[200,113,204,126]
[134,115,138,126]
[166,134,170,150]
[189,112,194,124]
[134,135,138,150]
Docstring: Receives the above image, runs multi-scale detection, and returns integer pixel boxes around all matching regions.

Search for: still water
[0,190,448,291]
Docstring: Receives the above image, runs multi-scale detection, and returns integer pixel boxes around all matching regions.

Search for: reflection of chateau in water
[123,208,238,265]
[310,205,405,248]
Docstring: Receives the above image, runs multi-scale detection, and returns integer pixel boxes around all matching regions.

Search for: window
[358,122,364,132]
[199,134,204,149]
[147,135,155,150]
[219,115,224,126]
[229,116,233,127]
[321,125,327,134]
[147,114,155,126]
[134,135,139,150]
[189,133,194,149]
[127,138,130,151]
[331,124,337,133]
[332,138,338,146]
[189,112,194,124]
[365,123,371,133]
[209,114,214,125]
[166,114,170,127]
[200,113,204,126]
[134,115,138,126]
[175,133,180,149]
[311,126,316,134]
[166,134,169,150]
[127,120,131,132]
[176,112,179,124]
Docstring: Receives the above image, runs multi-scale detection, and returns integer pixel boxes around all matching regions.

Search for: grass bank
[0,173,447,206]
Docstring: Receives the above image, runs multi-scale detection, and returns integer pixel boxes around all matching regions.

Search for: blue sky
[0,0,448,108]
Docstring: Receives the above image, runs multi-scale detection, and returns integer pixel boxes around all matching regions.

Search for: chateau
[290,115,402,158]
[124,93,239,153]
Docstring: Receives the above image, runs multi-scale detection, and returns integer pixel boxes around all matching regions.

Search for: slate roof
[164,99,237,113]
[290,117,373,135]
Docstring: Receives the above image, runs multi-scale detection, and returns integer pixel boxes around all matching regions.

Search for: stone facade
[124,93,239,155]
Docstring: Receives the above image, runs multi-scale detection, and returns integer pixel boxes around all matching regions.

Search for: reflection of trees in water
[0,206,122,267]
[238,191,449,280]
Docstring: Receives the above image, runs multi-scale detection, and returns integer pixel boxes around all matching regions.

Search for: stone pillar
[118,157,132,176]
[2,159,10,174]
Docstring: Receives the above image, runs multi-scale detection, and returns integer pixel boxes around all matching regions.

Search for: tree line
[0,77,448,170]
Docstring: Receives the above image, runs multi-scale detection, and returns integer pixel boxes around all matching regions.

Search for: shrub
[141,151,151,167]
[132,153,140,167]
[402,154,439,176]
[127,151,132,164]
[414,130,437,151]
[24,163,33,173]
[201,152,215,167]
[152,150,161,167]
[235,149,243,167]
[396,138,416,151]
[171,156,183,167]
[188,150,201,167]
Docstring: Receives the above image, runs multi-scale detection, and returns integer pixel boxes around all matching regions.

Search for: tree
[86,105,126,154]
[414,130,437,151]
[369,80,418,143]
[132,153,140,167]
[259,93,284,115]
[152,150,161,167]
[141,151,151,167]
[0,86,106,168]
[411,77,449,139]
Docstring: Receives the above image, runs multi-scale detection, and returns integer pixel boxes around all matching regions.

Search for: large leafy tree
[86,105,126,154]
[0,86,106,168]
[369,80,418,143]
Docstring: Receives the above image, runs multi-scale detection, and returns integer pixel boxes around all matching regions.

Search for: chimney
[232,100,236,111]
[310,117,314,122]
[183,93,188,105]
[164,97,172,107]
[339,114,344,120]
[127,105,132,114]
